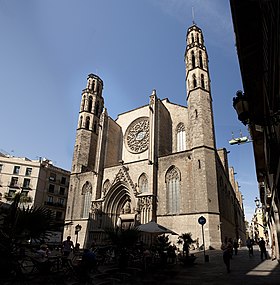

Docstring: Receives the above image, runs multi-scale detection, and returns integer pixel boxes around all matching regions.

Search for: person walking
[233,239,239,255]
[62,236,74,257]
[62,236,74,266]
[259,237,268,261]
[221,242,231,273]
[246,238,253,256]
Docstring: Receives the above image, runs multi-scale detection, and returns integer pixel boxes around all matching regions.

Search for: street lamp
[233,90,250,125]
[75,224,82,247]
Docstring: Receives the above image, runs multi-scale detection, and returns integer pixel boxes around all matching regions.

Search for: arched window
[85,116,90,130]
[176,123,186,152]
[95,101,99,116]
[196,33,199,43]
[81,96,86,111]
[199,51,203,68]
[166,167,180,214]
[79,116,83,128]
[191,51,195,69]
[103,180,110,195]
[193,74,197,88]
[201,74,205,89]
[81,181,92,218]
[96,84,99,94]
[91,80,95,91]
[191,33,194,43]
[88,96,93,112]
[139,173,148,193]
[93,121,97,133]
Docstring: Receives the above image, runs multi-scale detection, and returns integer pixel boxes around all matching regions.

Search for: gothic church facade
[64,25,246,249]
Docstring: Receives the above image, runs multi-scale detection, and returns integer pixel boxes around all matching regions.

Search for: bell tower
[185,25,216,149]
[72,74,104,173]
[185,25,221,249]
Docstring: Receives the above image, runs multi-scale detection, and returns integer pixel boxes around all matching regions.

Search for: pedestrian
[62,236,74,257]
[227,238,233,258]
[221,242,231,273]
[246,238,253,256]
[238,237,242,248]
[62,236,74,266]
[233,239,238,255]
[259,237,267,261]
[271,234,276,260]
[34,244,52,273]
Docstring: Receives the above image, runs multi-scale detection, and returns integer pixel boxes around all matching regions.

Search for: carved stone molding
[111,166,137,195]
[91,200,103,214]
[138,195,154,210]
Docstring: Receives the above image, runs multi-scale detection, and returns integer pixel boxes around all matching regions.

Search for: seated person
[34,244,52,273]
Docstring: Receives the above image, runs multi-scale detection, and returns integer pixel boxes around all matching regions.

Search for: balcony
[44,201,65,208]
[4,192,16,200]
[4,192,33,203]
[22,184,33,190]
[9,183,20,189]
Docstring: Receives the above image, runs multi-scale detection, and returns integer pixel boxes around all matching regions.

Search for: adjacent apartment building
[0,152,70,243]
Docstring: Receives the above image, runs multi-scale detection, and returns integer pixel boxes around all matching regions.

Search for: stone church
[64,24,246,249]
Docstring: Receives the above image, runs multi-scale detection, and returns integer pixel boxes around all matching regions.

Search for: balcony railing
[9,183,20,189]
[44,201,65,208]
[4,192,33,203]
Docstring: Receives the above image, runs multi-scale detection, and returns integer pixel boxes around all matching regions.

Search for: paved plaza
[130,246,280,285]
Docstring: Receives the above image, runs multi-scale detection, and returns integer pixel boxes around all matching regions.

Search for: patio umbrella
[137,221,178,235]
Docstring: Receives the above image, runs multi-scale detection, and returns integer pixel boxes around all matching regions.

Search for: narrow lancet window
[199,51,203,68]
[193,74,197,88]
[88,96,93,112]
[166,167,181,214]
[85,116,90,130]
[79,116,83,128]
[201,74,205,89]
[176,123,186,152]
[191,51,195,69]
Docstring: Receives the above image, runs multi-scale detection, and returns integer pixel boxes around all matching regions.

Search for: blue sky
[0,0,258,221]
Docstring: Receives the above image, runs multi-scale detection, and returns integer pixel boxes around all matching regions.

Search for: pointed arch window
[191,51,195,69]
[199,51,203,68]
[102,180,110,196]
[191,33,194,43]
[176,123,186,152]
[196,33,199,43]
[193,74,197,88]
[166,167,180,214]
[93,121,97,133]
[95,101,99,116]
[81,96,86,111]
[85,116,90,130]
[139,173,148,193]
[79,116,83,128]
[88,96,93,112]
[91,80,95,91]
[201,74,205,89]
[81,181,92,218]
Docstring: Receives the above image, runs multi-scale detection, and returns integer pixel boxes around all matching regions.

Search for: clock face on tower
[125,117,149,153]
